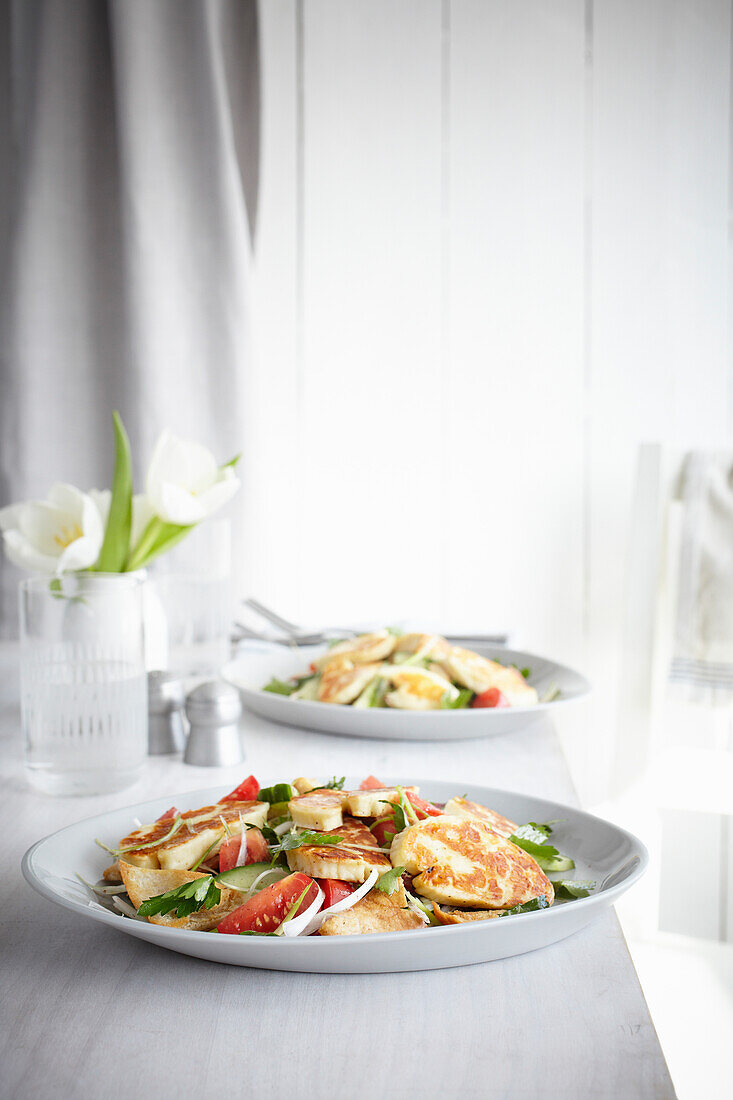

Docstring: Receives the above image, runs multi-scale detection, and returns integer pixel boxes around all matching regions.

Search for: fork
[239,597,508,647]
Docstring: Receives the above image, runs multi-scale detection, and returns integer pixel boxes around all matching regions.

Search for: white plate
[223,643,590,741]
[22,779,645,974]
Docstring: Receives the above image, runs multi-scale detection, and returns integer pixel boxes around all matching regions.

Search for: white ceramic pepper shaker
[183,680,244,766]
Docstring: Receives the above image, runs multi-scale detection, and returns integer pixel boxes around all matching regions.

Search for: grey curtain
[0,0,259,630]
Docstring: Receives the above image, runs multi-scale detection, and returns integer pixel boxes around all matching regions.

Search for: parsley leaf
[374,866,406,895]
[550,879,595,899]
[500,895,551,916]
[263,677,301,696]
[315,776,345,791]
[137,875,221,919]
[268,830,343,859]
[510,827,574,872]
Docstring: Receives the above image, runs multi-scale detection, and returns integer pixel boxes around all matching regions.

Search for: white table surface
[0,646,674,1100]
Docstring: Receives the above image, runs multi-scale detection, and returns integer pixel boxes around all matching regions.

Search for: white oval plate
[22,778,644,974]
[223,643,590,741]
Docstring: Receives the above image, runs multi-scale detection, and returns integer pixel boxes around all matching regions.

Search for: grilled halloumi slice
[118,862,242,930]
[317,661,383,704]
[287,841,391,882]
[318,880,425,935]
[381,666,458,710]
[436,647,538,705]
[289,788,348,831]
[118,800,269,870]
[390,815,554,909]
[314,630,397,671]
[286,814,389,881]
[443,796,518,839]
[343,786,419,818]
[393,633,451,660]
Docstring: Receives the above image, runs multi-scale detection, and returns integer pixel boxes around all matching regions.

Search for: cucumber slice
[215,863,288,892]
[258,783,295,805]
[353,677,378,708]
[292,675,321,701]
[267,800,291,820]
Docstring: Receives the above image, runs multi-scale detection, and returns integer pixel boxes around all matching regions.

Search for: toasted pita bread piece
[432,903,505,925]
[118,861,241,931]
[318,880,425,936]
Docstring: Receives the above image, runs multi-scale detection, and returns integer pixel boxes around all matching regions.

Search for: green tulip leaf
[97,412,133,573]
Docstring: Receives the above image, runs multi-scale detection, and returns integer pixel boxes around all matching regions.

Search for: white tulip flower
[0,483,105,574]
[145,430,240,526]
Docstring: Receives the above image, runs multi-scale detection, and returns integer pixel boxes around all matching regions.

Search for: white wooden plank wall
[248,0,733,804]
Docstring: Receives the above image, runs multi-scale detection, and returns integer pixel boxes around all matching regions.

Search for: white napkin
[668,451,733,705]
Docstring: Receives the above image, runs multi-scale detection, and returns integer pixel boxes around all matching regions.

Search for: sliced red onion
[274,821,294,837]
[302,869,379,935]
[278,884,325,937]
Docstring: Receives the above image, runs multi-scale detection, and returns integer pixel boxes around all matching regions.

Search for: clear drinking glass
[19,573,148,796]
[153,518,232,678]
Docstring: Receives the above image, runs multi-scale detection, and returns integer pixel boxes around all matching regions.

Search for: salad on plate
[88,773,594,938]
[263,630,558,711]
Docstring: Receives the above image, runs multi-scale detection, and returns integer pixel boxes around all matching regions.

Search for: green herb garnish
[374,866,406,895]
[268,830,343,860]
[137,875,221,919]
[263,678,301,696]
[509,828,575,873]
[550,880,595,900]
[315,776,346,791]
[500,895,551,916]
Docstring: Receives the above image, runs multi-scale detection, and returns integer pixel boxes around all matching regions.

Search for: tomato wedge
[218,828,270,873]
[359,775,385,790]
[156,806,179,822]
[405,791,442,818]
[314,880,354,906]
[318,879,355,908]
[217,873,319,935]
[371,817,395,847]
[221,775,260,802]
[472,688,509,708]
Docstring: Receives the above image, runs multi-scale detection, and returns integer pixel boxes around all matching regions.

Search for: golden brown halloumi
[318,880,425,936]
[317,662,383,705]
[436,647,538,705]
[343,786,419,818]
[286,813,389,881]
[314,630,397,671]
[288,788,348,831]
[381,666,457,710]
[286,842,391,882]
[118,862,242,930]
[443,796,518,839]
[118,800,269,870]
[393,633,451,661]
[390,815,554,909]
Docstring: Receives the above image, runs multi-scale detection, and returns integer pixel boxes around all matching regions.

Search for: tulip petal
[196,470,241,517]
[156,481,207,526]
[1,529,60,573]
[47,483,87,521]
[57,534,104,573]
[146,430,218,498]
[0,503,26,531]
[19,502,73,555]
